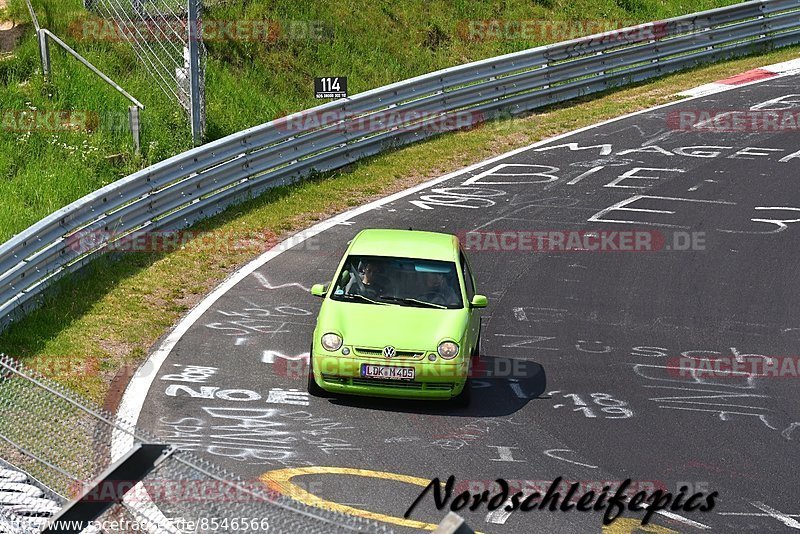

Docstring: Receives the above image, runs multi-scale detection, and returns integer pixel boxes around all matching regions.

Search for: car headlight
[321,333,343,352]
[438,341,459,359]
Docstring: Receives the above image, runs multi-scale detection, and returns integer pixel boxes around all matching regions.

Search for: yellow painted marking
[602,517,680,533]
[261,466,484,532]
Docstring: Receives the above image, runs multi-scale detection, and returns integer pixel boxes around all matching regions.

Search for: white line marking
[509,382,527,399]
[761,57,800,74]
[677,82,729,97]
[542,449,598,469]
[750,502,800,529]
[719,512,800,518]
[485,499,514,524]
[261,350,310,364]
[640,504,711,530]
[487,446,525,462]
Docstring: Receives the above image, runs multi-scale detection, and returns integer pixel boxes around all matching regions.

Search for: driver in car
[345,261,391,298]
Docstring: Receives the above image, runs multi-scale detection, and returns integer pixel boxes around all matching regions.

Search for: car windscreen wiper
[338,293,387,305]
[379,296,447,309]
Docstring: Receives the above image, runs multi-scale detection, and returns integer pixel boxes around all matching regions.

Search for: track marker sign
[314,77,347,99]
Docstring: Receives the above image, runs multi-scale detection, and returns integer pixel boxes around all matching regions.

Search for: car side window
[460,251,475,300]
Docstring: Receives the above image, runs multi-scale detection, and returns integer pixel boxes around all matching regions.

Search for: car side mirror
[311,284,327,298]
[470,295,488,308]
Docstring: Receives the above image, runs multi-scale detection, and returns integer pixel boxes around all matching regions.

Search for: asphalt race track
[136,74,800,533]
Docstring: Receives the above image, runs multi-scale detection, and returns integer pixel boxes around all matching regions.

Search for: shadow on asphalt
[325,355,546,417]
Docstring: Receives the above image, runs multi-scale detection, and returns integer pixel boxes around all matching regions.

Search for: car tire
[470,327,481,377]
[307,353,327,398]
[451,378,471,408]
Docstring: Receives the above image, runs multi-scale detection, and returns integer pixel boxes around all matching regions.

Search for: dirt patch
[0,0,24,55]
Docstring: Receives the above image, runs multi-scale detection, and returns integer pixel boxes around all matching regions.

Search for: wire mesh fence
[82,0,206,142]
[0,355,391,533]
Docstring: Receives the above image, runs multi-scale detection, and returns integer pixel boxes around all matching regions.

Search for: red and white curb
[678,57,800,97]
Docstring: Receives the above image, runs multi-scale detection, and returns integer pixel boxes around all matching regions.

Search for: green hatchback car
[307,229,487,406]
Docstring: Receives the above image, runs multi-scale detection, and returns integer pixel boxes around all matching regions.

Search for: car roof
[347,229,460,262]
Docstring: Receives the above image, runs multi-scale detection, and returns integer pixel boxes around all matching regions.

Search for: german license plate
[360,364,415,380]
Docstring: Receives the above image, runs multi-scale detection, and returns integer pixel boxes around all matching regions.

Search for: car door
[460,249,481,356]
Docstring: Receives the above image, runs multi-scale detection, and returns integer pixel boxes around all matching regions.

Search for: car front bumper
[311,351,469,400]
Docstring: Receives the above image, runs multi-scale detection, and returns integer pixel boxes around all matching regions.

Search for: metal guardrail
[1,0,800,331]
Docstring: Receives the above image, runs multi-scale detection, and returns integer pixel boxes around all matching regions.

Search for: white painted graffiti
[264,388,310,406]
[207,306,312,340]
[160,364,218,383]
[156,408,361,466]
[409,186,506,210]
[548,390,634,419]
[410,141,800,237]
[632,361,800,441]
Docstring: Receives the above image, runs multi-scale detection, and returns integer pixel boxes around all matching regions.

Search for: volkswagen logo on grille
[382,346,396,358]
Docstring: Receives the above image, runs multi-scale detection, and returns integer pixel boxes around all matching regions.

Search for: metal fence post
[38,30,50,79]
[129,105,141,154]
[42,443,173,534]
[187,0,204,146]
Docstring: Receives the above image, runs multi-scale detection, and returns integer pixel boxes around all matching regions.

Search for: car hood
[318,299,469,350]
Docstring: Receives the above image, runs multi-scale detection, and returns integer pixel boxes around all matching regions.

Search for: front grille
[351,378,421,389]
[321,374,455,392]
[321,375,348,385]
[424,383,454,391]
[354,347,426,359]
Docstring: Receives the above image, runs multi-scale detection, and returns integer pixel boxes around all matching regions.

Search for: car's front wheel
[451,378,471,408]
[307,352,327,397]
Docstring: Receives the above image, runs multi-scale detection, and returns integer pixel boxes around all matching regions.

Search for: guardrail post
[434,512,474,534]
[759,2,769,42]
[129,105,141,154]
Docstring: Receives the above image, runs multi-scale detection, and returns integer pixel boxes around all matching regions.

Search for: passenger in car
[418,271,459,306]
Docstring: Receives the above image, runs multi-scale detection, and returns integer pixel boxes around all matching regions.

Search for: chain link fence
[82,0,206,143]
[0,355,391,533]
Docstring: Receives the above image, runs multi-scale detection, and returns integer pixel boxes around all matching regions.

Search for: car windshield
[330,255,463,309]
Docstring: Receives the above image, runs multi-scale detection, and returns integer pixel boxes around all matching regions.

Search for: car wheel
[451,378,471,408]
[470,327,482,376]
[472,328,481,359]
[307,353,327,397]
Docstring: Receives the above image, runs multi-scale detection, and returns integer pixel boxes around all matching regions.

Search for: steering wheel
[420,289,445,304]
[370,273,394,296]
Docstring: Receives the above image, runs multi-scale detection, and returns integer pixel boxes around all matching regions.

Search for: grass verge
[0,0,742,242]
[0,45,798,404]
